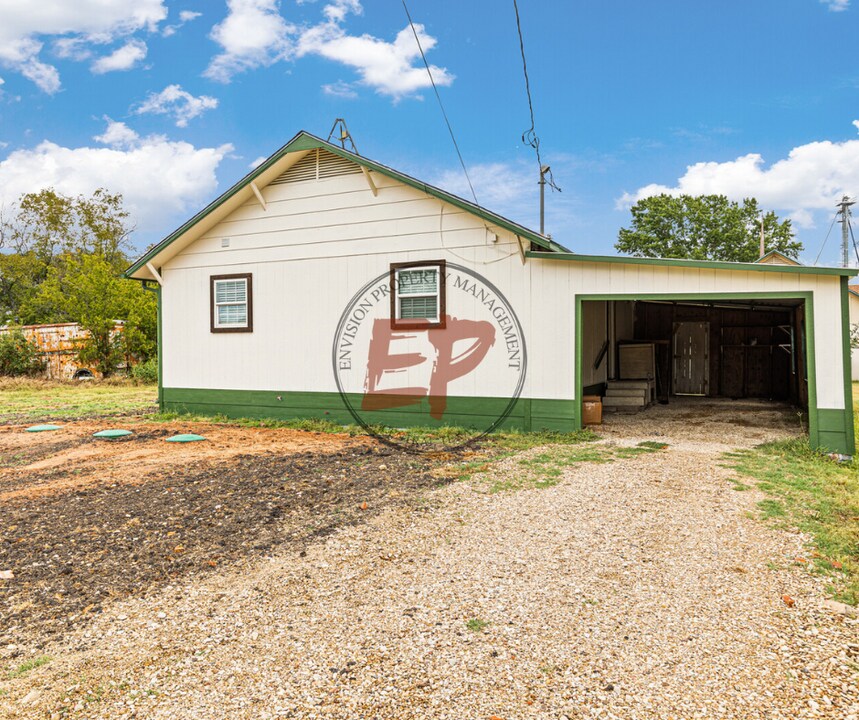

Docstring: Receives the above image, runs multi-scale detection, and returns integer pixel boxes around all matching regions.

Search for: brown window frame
[389,260,446,330]
[210,273,253,333]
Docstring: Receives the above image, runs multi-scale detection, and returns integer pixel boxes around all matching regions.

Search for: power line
[813,210,840,266]
[401,0,483,214]
[512,0,560,193]
[849,217,859,266]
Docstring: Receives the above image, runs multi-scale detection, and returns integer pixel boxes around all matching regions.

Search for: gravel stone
[1,400,857,719]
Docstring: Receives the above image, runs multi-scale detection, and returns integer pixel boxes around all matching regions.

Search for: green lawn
[725,383,859,605]
[0,378,157,423]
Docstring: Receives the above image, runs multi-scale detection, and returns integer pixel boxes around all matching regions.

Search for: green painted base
[813,408,855,456]
[161,388,579,433]
[161,387,857,455]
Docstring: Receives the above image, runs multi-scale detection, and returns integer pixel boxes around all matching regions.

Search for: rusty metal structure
[0,322,124,380]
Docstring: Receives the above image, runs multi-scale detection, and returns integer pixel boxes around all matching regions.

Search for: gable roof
[125,131,567,280]
[756,249,801,266]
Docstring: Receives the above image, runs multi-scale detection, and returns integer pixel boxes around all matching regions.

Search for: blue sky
[1,0,858,265]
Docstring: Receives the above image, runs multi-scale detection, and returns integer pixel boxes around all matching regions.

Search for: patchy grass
[0,378,156,422]
[727,437,859,605]
[6,656,51,680]
[635,440,670,451]
[465,618,490,633]
[151,411,358,435]
[153,411,600,451]
[464,440,668,494]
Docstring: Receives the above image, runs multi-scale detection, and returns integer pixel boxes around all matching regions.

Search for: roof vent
[270,148,362,185]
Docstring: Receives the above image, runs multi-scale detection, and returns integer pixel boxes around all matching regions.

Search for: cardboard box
[582,395,602,425]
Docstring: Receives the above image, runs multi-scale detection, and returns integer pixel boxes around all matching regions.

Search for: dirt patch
[0,420,369,500]
[599,397,802,449]
[0,435,451,646]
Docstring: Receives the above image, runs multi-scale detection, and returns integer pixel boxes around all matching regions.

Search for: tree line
[0,188,156,377]
[0,188,803,378]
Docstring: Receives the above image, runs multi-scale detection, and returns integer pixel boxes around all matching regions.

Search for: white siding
[162,171,550,398]
[161,166,848,413]
[553,260,844,410]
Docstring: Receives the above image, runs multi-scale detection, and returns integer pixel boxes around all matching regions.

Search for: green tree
[0,188,133,323]
[0,252,46,325]
[0,329,44,376]
[33,254,156,376]
[616,195,801,262]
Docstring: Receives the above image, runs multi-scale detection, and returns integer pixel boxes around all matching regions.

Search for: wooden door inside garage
[629,298,806,405]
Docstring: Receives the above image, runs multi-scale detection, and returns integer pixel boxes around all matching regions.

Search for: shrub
[0,329,44,376]
[131,356,158,383]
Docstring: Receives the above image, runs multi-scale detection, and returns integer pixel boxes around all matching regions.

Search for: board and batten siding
[159,160,853,451]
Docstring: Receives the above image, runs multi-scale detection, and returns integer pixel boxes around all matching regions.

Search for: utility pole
[837,195,855,268]
[760,213,765,257]
[539,165,550,235]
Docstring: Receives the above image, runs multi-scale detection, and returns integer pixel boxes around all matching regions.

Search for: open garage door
[579,296,809,412]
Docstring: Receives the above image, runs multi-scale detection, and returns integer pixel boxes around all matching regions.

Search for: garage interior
[581,298,809,414]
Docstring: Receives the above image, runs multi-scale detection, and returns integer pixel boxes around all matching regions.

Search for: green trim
[526,250,858,277]
[576,291,814,302]
[805,293,819,450]
[573,291,850,455]
[125,132,564,279]
[156,284,163,410]
[161,388,578,433]
[840,276,856,455]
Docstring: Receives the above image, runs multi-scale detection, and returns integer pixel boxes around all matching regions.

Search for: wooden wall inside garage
[631,301,805,404]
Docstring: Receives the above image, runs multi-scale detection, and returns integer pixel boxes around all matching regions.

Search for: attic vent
[270,148,363,185]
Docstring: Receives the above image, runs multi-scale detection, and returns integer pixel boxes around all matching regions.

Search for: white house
[126,131,857,455]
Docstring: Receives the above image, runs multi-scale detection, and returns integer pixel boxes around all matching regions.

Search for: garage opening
[580,297,809,415]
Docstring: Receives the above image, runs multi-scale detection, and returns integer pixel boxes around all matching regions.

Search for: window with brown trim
[210,273,253,333]
[390,260,446,330]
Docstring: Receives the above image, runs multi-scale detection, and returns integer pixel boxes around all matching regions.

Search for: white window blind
[214,278,248,328]
[395,267,440,322]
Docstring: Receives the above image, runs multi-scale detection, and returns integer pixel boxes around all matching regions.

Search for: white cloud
[852,119,859,133]
[91,39,147,74]
[93,118,140,149]
[20,58,61,94]
[162,9,203,37]
[297,4,453,98]
[135,84,218,127]
[0,0,166,92]
[432,160,562,233]
[204,0,296,82]
[53,37,93,61]
[204,0,452,98]
[249,156,267,169]
[322,80,357,98]
[0,119,232,233]
[323,0,361,23]
[617,128,859,230]
[434,162,534,210]
[821,0,849,10]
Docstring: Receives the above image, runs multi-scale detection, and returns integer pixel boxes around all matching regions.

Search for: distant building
[0,322,124,380]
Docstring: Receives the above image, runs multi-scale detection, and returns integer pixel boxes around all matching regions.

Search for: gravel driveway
[2,401,858,719]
